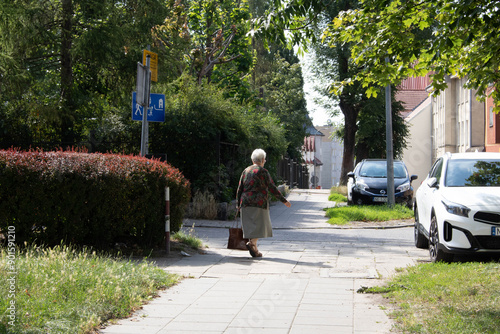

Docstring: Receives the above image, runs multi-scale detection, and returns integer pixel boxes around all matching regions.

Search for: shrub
[0,149,190,249]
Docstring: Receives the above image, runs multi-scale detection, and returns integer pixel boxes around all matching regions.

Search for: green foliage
[250,0,325,48]
[353,86,408,160]
[0,0,170,146]
[150,76,287,198]
[0,149,190,248]
[0,245,179,333]
[161,0,254,93]
[257,52,310,159]
[325,204,413,225]
[373,262,500,333]
[325,0,500,110]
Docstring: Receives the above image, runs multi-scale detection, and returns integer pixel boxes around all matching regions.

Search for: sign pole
[385,57,395,207]
[165,187,170,254]
[140,55,151,157]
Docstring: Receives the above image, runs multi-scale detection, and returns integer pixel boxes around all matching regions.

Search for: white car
[414,152,500,262]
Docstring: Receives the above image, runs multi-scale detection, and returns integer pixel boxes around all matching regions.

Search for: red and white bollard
[165,187,170,254]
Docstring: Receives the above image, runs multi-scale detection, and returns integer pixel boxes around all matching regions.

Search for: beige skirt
[241,206,273,239]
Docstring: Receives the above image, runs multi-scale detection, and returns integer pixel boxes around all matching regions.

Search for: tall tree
[0,0,170,148]
[308,0,408,183]
[325,0,500,110]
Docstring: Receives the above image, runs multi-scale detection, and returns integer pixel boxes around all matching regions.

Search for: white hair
[251,149,266,163]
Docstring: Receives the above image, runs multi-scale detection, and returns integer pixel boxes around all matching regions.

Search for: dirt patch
[342,219,414,229]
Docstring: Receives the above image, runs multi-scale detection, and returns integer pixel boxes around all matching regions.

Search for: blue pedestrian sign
[132,92,165,122]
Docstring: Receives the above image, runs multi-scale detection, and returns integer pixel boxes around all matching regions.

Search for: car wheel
[407,198,413,209]
[352,193,362,205]
[414,207,428,249]
[347,194,353,205]
[429,215,453,263]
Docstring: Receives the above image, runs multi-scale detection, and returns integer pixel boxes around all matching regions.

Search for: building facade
[431,76,484,160]
[485,86,500,152]
[303,124,343,189]
[316,125,343,188]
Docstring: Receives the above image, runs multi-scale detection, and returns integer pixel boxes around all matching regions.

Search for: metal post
[385,57,395,207]
[140,55,151,156]
[165,187,170,254]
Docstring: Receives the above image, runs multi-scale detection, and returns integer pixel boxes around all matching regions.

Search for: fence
[277,158,309,189]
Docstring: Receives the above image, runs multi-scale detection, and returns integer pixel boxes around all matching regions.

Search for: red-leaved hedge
[0,149,190,249]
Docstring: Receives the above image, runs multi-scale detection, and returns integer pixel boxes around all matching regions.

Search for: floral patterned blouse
[236,165,287,209]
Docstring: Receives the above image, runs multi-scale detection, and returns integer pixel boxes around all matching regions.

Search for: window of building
[490,106,494,128]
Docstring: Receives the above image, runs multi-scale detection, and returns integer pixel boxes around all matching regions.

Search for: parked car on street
[414,152,500,262]
[346,159,417,208]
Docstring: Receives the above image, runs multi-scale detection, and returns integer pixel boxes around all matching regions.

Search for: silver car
[414,152,500,262]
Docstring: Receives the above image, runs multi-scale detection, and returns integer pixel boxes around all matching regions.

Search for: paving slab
[100,189,428,334]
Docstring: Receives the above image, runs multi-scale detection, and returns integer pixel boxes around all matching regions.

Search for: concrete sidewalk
[100,189,428,334]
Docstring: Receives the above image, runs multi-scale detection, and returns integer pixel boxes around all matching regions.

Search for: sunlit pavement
[100,189,428,334]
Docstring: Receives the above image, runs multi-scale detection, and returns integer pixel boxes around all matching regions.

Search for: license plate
[373,197,387,203]
[492,226,500,236]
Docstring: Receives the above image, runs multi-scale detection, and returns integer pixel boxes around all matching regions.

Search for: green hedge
[0,149,190,249]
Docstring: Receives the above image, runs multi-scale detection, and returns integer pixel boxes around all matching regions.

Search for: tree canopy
[323,0,500,108]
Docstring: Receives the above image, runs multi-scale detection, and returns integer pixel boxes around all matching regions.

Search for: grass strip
[328,193,348,202]
[363,262,500,334]
[0,245,179,334]
[325,204,413,225]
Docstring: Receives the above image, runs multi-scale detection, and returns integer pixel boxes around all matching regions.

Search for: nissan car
[347,159,417,208]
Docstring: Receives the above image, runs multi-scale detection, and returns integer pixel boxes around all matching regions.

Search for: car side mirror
[426,177,438,188]
[410,175,418,182]
[347,172,354,178]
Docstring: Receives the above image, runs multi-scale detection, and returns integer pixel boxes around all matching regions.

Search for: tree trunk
[339,100,358,185]
[337,41,360,185]
[60,0,74,145]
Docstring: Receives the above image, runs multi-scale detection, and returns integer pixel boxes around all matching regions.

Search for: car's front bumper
[352,189,413,205]
[437,210,500,253]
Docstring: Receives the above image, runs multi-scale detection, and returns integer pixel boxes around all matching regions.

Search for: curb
[182,220,413,230]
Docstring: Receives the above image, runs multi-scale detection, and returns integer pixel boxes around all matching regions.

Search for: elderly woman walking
[236,149,291,257]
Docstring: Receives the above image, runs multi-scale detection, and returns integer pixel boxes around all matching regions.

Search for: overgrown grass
[328,186,348,203]
[328,193,348,202]
[187,190,218,220]
[325,204,414,225]
[172,230,203,250]
[362,262,500,333]
[330,185,347,196]
[0,245,179,334]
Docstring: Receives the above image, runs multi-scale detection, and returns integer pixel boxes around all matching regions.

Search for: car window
[429,158,443,182]
[393,163,408,178]
[358,161,407,178]
[446,159,500,187]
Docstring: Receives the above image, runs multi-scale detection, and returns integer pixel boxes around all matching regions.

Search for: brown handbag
[227,216,248,250]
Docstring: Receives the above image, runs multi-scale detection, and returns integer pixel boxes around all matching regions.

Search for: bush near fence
[0,149,190,249]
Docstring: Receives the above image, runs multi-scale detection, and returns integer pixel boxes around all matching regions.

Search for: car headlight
[396,182,411,192]
[441,199,470,218]
[355,180,368,191]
